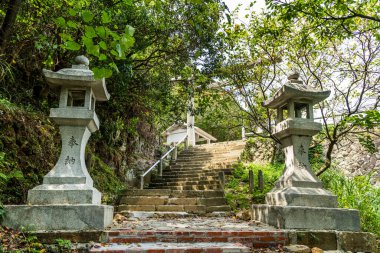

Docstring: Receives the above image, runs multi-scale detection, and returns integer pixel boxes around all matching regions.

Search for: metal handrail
[140,135,188,189]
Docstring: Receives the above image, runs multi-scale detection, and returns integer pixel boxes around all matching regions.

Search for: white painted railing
[140,135,188,189]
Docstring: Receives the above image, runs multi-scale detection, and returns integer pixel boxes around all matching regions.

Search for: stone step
[206,205,231,212]
[163,170,231,177]
[167,165,235,171]
[164,168,232,173]
[174,154,241,161]
[158,174,219,180]
[170,161,238,167]
[89,242,251,253]
[188,142,245,149]
[163,167,233,174]
[117,204,207,213]
[149,179,220,187]
[155,175,219,182]
[159,171,230,179]
[119,196,227,207]
[166,167,233,173]
[182,147,245,155]
[149,184,221,191]
[154,177,223,183]
[121,189,225,198]
[105,229,286,247]
[171,160,236,166]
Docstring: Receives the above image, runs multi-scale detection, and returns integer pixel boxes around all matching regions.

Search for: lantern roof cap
[263,73,330,108]
[43,56,110,101]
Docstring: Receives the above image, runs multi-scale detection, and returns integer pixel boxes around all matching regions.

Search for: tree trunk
[0,0,22,52]
[316,140,336,176]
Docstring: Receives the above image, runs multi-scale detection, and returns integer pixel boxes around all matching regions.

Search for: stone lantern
[252,73,360,231]
[3,56,113,230]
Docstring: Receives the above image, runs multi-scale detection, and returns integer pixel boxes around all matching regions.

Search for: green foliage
[1,0,227,188]
[266,0,380,40]
[0,56,13,84]
[320,170,380,236]
[342,111,380,153]
[0,225,44,252]
[225,162,282,210]
[309,143,325,170]
[197,93,242,141]
[55,238,72,252]
[88,154,127,204]
[0,99,59,204]
[35,1,136,78]
[358,135,378,154]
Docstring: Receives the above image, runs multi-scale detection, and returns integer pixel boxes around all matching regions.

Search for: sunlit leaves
[99,41,107,50]
[96,26,107,39]
[85,26,97,38]
[66,20,77,28]
[50,3,136,78]
[125,25,135,36]
[93,67,112,79]
[101,11,111,24]
[68,8,77,16]
[54,17,66,27]
[81,10,94,22]
[65,41,81,50]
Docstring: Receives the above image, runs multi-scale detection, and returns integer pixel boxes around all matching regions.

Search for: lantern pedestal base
[252,204,360,231]
[265,186,338,208]
[3,204,113,231]
[27,184,101,205]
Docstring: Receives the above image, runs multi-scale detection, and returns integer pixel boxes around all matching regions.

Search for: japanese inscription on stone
[298,144,306,156]
[64,156,75,165]
[68,136,79,148]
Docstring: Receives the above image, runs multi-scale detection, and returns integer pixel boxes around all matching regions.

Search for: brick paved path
[90,216,286,252]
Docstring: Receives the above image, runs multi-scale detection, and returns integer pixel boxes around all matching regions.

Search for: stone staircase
[117,140,245,215]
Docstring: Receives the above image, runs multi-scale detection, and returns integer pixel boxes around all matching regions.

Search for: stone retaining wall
[331,135,380,185]
[242,137,276,164]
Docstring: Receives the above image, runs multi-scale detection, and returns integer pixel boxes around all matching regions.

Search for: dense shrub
[320,170,380,236]
[225,162,282,210]
[225,161,380,236]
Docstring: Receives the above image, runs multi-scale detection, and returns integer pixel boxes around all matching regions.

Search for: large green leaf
[96,26,107,39]
[120,35,135,50]
[65,41,81,51]
[85,26,97,38]
[115,43,122,57]
[99,41,107,50]
[125,25,135,36]
[0,173,7,181]
[82,36,94,48]
[101,11,112,24]
[9,170,24,180]
[68,8,77,17]
[87,45,100,56]
[98,54,107,61]
[60,33,73,42]
[82,10,94,23]
[93,67,113,79]
[54,17,66,28]
[67,20,77,28]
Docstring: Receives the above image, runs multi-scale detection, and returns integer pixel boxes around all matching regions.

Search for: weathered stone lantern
[3,56,113,230]
[252,73,360,231]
